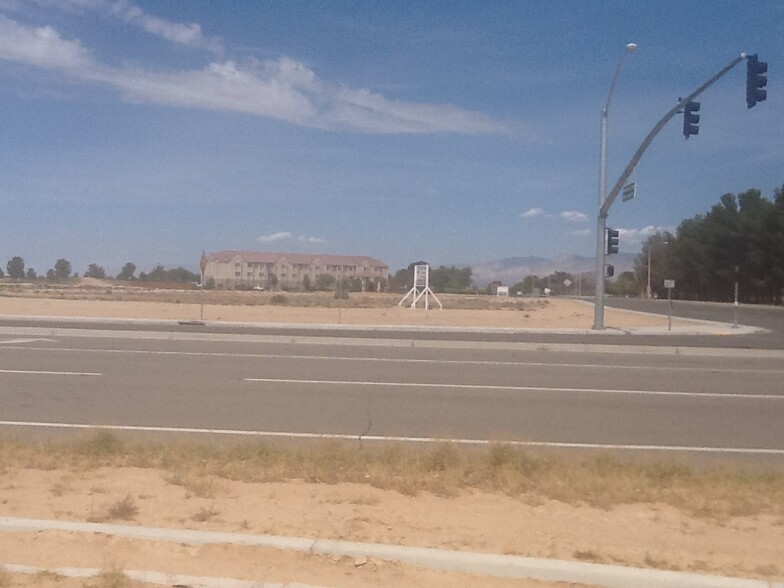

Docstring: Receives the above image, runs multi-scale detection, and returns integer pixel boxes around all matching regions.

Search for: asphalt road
[1,323,783,466]
[604,297,784,349]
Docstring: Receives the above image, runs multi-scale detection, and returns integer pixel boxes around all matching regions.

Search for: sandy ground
[1,467,782,587]
[2,293,773,587]
[0,295,696,330]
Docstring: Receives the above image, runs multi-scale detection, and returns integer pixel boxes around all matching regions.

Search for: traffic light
[606,264,615,278]
[682,101,700,138]
[746,54,767,109]
[606,228,620,255]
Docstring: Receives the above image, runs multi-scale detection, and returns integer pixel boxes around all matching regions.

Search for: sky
[0,0,782,277]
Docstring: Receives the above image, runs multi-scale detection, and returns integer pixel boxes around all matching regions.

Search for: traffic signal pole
[593,54,747,330]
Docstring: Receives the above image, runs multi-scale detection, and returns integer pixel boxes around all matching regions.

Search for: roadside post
[733,265,740,329]
[664,279,675,331]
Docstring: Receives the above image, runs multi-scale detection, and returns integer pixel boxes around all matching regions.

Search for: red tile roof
[206,250,388,268]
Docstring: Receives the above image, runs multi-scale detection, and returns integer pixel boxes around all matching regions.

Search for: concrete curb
[1,563,324,588]
[1,517,781,588]
[2,324,783,359]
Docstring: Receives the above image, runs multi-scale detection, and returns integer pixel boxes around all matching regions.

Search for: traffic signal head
[746,54,767,109]
[682,101,700,139]
[606,228,620,255]
[606,264,615,278]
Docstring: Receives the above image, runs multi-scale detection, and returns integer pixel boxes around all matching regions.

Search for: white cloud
[559,210,588,223]
[619,225,673,244]
[38,0,223,53]
[112,2,223,53]
[0,14,92,70]
[521,207,544,219]
[297,235,326,244]
[257,231,326,244]
[257,231,292,243]
[0,15,510,135]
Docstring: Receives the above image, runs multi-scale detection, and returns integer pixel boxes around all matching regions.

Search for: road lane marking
[3,345,784,375]
[1,420,782,456]
[0,338,56,345]
[243,377,784,400]
[0,369,101,377]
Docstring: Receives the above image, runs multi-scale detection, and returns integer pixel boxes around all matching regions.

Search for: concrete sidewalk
[1,516,782,588]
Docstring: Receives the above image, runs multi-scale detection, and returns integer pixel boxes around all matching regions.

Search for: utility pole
[594,53,756,329]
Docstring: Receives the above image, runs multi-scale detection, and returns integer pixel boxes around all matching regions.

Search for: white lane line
[1,420,782,455]
[3,345,784,375]
[243,377,783,400]
[0,369,101,377]
[0,338,56,345]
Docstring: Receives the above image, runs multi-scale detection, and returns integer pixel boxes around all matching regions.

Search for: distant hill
[469,253,637,287]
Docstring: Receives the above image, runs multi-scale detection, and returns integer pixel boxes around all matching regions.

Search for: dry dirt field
[1,441,783,588]
[0,280,692,330]
[1,282,779,587]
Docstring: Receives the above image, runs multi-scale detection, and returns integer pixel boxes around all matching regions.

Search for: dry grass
[1,432,783,520]
[106,494,139,521]
[191,505,220,522]
[83,570,133,588]
[0,279,546,311]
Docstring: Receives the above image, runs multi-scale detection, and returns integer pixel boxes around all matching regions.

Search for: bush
[271,294,287,305]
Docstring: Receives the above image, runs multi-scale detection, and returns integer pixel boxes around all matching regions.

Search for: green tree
[116,262,136,281]
[84,263,106,279]
[606,271,641,297]
[430,265,472,292]
[54,258,72,280]
[637,185,784,304]
[314,273,335,291]
[389,268,412,292]
[510,275,541,296]
[139,265,199,283]
[6,256,25,279]
[26,268,37,279]
[302,274,312,291]
[635,231,675,299]
[143,265,166,281]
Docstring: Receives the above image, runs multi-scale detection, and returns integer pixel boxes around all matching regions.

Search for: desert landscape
[0,279,692,330]
[1,282,780,588]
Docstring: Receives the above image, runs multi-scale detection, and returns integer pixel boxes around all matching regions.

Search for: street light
[594,42,637,330]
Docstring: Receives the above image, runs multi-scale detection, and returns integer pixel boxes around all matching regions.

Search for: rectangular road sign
[664,279,675,289]
[622,182,636,202]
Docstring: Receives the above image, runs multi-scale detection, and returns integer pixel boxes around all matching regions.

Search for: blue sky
[0,1,781,276]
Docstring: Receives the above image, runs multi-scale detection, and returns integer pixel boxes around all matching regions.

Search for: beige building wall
[202,251,389,290]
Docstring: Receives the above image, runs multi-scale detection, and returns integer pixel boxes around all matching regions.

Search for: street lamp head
[625,43,638,53]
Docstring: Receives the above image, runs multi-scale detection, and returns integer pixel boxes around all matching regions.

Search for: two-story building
[201,250,389,291]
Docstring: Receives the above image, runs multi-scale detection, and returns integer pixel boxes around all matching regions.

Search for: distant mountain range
[469,253,637,287]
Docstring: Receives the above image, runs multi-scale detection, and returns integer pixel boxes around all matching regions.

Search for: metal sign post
[733,265,740,329]
[664,279,675,331]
